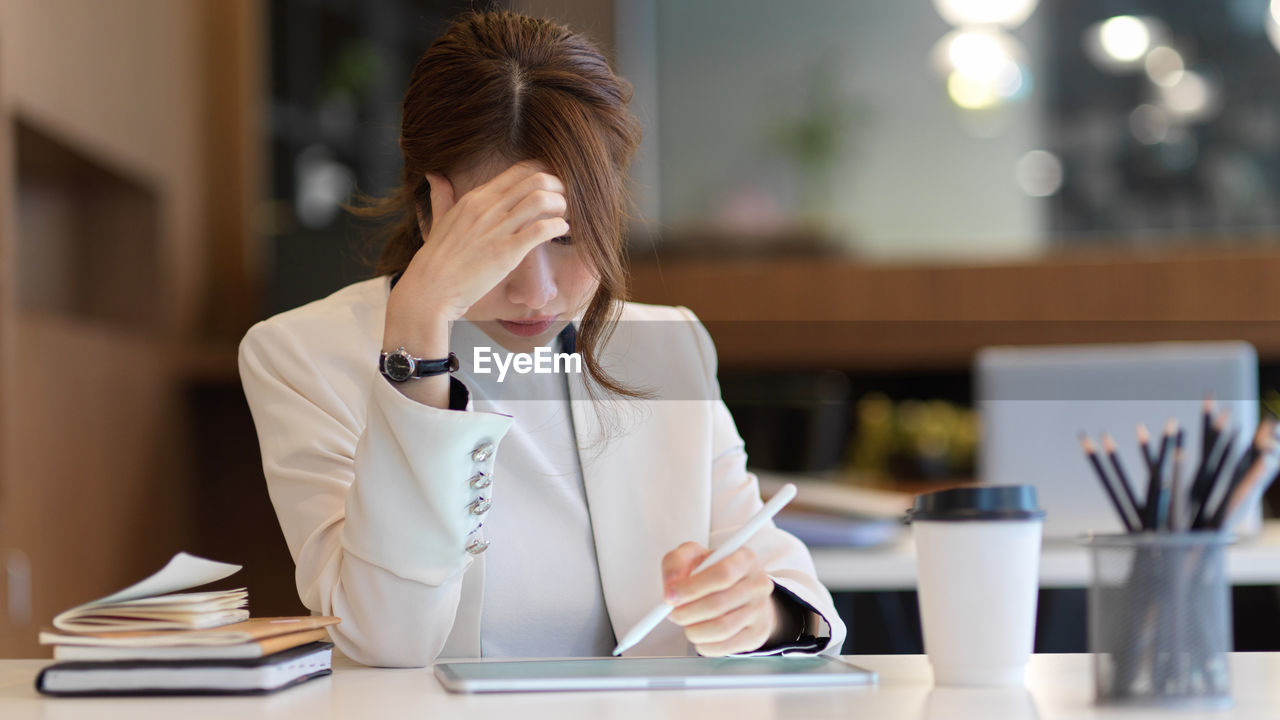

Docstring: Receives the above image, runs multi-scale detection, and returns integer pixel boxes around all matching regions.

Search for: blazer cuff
[342,375,514,586]
[733,582,832,657]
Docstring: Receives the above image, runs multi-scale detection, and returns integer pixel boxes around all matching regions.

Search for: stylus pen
[611,483,798,656]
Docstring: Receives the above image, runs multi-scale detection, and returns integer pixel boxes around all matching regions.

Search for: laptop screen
[975,342,1258,539]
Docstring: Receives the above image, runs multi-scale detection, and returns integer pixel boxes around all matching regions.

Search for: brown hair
[348,10,643,400]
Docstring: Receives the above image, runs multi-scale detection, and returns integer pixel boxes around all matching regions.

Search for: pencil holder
[1085,533,1233,710]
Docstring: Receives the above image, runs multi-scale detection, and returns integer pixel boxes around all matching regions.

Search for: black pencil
[1187,409,1228,527]
[1143,419,1176,530]
[1188,404,1224,516]
[1190,422,1236,529]
[1137,422,1156,471]
[1200,395,1214,459]
[1102,433,1142,527]
[1194,396,1215,480]
[1082,434,1140,532]
[1167,429,1184,531]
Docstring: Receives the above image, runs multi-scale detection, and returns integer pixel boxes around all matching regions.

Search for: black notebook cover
[36,641,334,696]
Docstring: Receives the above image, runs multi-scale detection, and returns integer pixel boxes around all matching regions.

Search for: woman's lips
[497,316,558,337]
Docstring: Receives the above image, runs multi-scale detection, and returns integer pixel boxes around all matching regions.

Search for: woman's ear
[412,173,454,240]
[423,172,455,225]
[413,203,429,238]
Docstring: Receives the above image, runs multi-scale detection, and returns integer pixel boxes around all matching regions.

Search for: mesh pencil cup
[1084,532,1233,710]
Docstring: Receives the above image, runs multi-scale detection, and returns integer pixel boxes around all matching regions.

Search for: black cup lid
[908,485,1045,522]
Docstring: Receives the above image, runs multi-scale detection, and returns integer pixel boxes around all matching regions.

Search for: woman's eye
[551,235,574,246]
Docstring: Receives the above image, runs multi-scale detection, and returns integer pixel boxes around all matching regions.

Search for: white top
[238,276,845,667]
[9,653,1280,718]
[448,320,615,658]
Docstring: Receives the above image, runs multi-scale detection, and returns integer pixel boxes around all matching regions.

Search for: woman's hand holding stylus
[661,544,798,657]
[382,161,570,407]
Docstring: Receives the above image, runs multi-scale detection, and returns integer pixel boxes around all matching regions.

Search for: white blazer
[238,276,846,667]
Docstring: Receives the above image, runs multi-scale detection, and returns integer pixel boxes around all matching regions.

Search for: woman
[239,10,845,667]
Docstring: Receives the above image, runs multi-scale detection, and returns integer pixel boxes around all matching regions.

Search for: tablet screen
[435,655,876,693]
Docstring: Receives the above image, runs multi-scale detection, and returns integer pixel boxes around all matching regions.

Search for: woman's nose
[505,245,558,310]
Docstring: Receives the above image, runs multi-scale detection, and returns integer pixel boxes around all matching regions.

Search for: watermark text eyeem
[473,346,582,382]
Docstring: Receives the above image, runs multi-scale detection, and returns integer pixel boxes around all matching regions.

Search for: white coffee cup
[911,486,1045,687]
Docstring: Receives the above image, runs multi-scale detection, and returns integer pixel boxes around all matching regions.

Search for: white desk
[812,520,1280,592]
[2,653,1279,719]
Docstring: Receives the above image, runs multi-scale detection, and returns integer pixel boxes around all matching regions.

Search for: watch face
[384,350,416,382]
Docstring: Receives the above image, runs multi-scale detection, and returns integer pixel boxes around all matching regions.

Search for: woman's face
[451,160,599,353]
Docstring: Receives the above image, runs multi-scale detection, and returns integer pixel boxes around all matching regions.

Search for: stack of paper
[42,616,339,661]
[36,552,340,696]
[755,471,911,547]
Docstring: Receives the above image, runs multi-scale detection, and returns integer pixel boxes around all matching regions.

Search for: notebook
[41,615,340,650]
[35,641,334,696]
[51,627,332,662]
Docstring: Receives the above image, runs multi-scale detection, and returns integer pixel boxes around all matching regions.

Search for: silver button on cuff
[471,442,495,463]
[465,539,490,555]
[468,472,491,490]
[468,497,492,516]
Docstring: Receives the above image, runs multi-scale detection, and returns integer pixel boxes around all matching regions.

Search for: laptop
[975,342,1260,540]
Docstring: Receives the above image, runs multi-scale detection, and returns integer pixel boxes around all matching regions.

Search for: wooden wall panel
[628,246,1280,370]
[0,0,264,656]
[201,0,265,342]
[0,316,191,658]
[0,12,14,657]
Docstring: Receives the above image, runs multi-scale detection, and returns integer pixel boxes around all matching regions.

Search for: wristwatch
[379,347,459,382]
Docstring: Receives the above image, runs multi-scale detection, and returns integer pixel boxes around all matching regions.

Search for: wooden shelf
[15,120,162,330]
[628,244,1280,370]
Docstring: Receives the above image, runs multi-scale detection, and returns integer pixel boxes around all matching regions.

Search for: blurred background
[3,0,1280,657]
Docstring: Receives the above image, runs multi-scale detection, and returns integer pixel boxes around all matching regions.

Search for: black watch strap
[379,347,459,382]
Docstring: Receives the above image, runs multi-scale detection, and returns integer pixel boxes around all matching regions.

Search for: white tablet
[434,655,877,693]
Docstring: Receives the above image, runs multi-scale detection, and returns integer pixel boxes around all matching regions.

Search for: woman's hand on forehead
[384,158,571,331]
[465,160,567,220]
